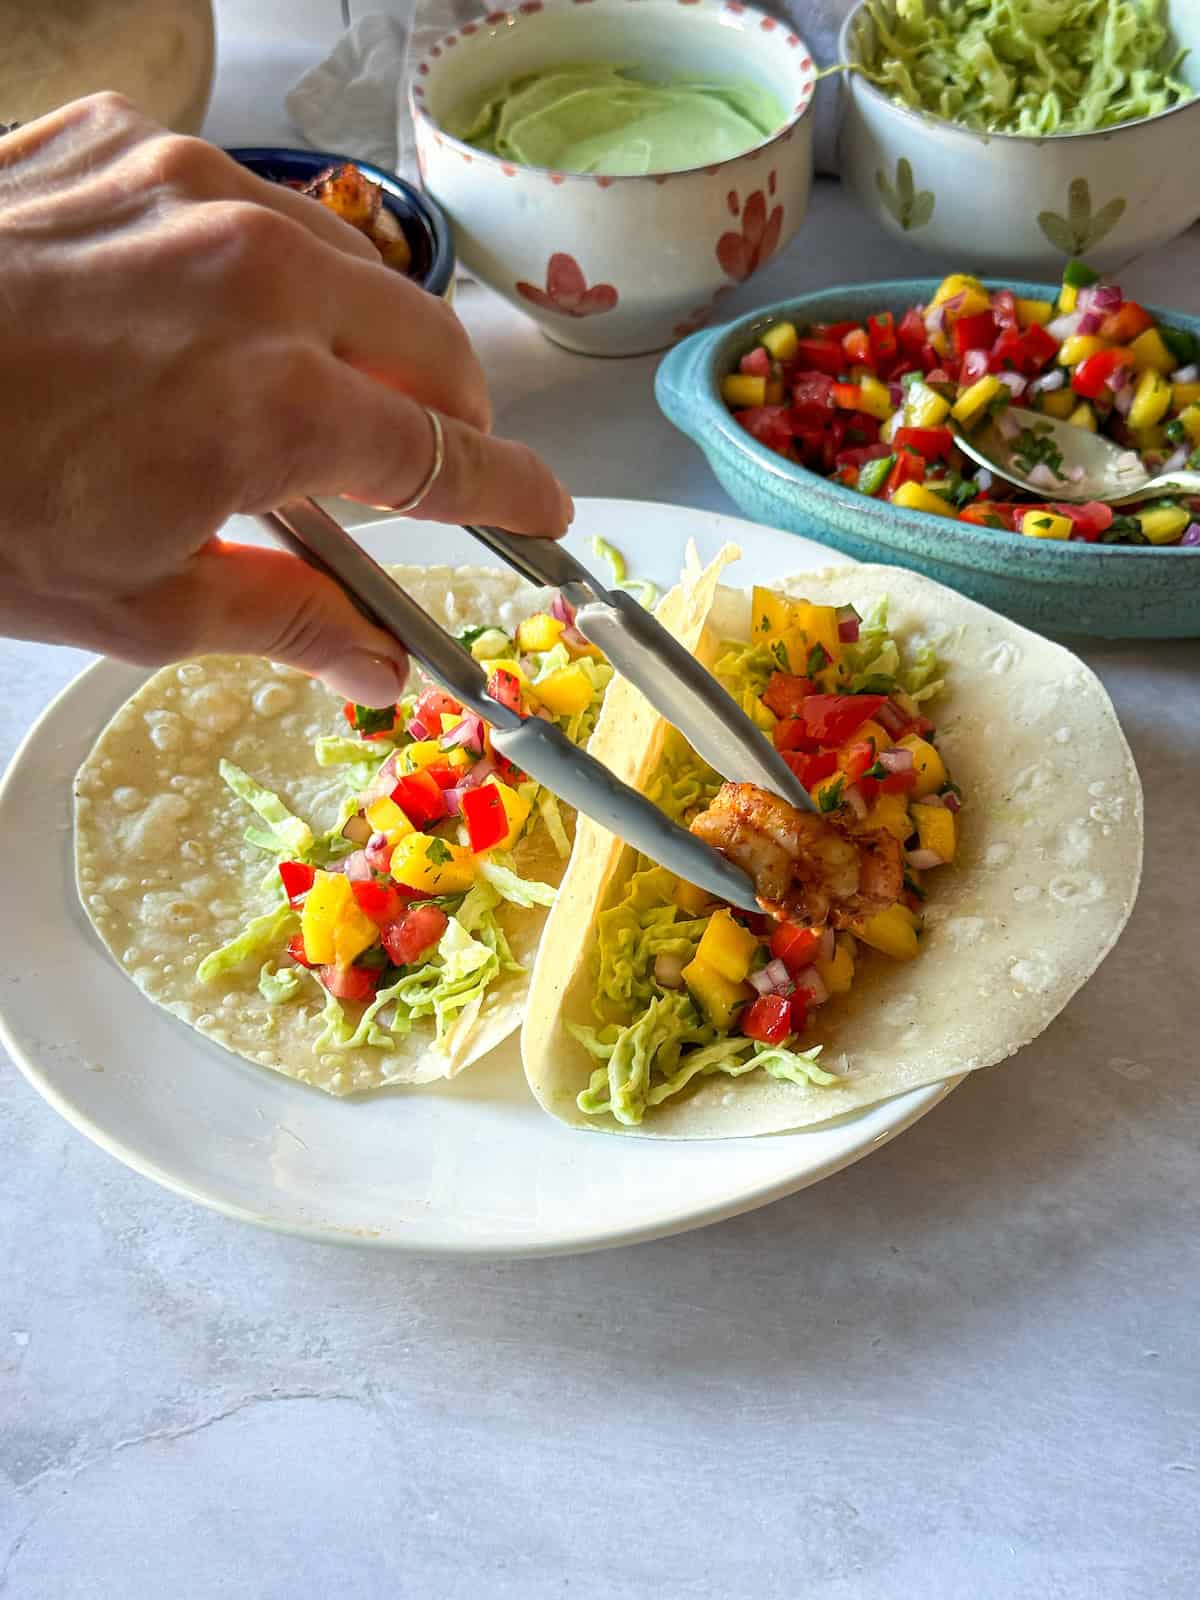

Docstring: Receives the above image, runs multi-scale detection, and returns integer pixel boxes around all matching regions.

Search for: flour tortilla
[75,565,586,1096]
[522,555,1144,1138]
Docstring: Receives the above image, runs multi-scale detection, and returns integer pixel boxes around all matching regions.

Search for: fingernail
[559,486,575,528]
[323,650,408,708]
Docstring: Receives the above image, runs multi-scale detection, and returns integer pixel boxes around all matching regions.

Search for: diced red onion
[561,622,590,652]
[1113,384,1134,416]
[1066,464,1086,483]
[924,304,948,335]
[975,467,994,493]
[926,368,951,387]
[996,371,1027,399]
[1075,311,1102,336]
[1085,283,1122,313]
[550,590,576,625]
[942,791,962,813]
[655,952,686,989]
[1027,462,1063,489]
[838,617,860,643]
[440,712,484,753]
[341,812,372,844]
[1047,311,1082,341]
[406,715,431,742]
[342,849,374,881]
[359,753,400,806]
[962,349,990,383]
[1162,445,1190,473]
[764,957,790,990]
[794,966,829,1006]
[458,757,496,790]
[996,409,1022,441]
[819,926,836,963]
[747,967,776,996]
[888,382,904,407]
[442,786,464,817]
[1170,363,1199,384]
[1181,523,1200,547]
[1106,364,1131,391]
[879,747,914,773]
[844,783,869,821]
[906,848,945,870]
[1032,368,1066,393]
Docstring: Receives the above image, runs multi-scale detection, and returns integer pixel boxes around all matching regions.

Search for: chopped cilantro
[425,838,453,866]
[807,643,830,676]
[1012,427,1064,479]
[857,454,895,497]
[1189,448,1200,471]
[863,760,888,780]
[350,703,398,735]
[1160,325,1198,366]
[818,777,844,814]
[758,613,771,635]
[1165,418,1186,444]
[903,872,926,902]
[770,639,790,670]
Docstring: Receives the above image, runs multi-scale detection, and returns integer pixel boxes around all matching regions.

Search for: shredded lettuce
[593,866,708,1020]
[591,535,660,609]
[197,903,297,983]
[478,855,558,909]
[849,0,1193,135]
[219,760,313,858]
[258,962,303,1004]
[537,788,572,858]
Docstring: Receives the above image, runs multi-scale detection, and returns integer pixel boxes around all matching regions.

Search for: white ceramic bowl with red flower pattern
[410,0,816,356]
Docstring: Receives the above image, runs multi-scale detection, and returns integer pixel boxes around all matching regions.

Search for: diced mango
[913,803,957,863]
[855,718,893,753]
[861,791,913,842]
[1057,334,1108,367]
[332,901,379,968]
[390,832,475,895]
[856,373,893,422]
[765,378,785,406]
[1057,283,1078,314]
[400,739,449,773]
[490,780,532,849]
[1022,509,1073,540]
[1038,388,1076,421]
[696,909,760,985]
[516,613,564,654]
[751,585,795,646]
[1178,403,1200,445]
[892,481,958,518]
[300,871,353,966]
[905,380,951,429]
[535,663,594,716]
[856,902,920,961]
[789,600,842,666]
[365,794,415,842]
[1129,326,1175,374]
[673,878,716,917]
[1137,504,1191,545]
[950,374,1004,428]
[895,733,946,798]
[815,934,855,996]
[722,373,767,408]
[682,955,752,1031]
[1173,381,1200,411]
[1128,368,1172,431]
[930,274,990,318]
[1016,297,1054,327]
[812,772,849,811]
[1130,424,1168,454]
[1067,401,1097,432]
[761,320,798,361]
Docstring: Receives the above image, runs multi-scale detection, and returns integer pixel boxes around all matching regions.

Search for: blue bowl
[656,279,1200,638]
[227,146,455,300]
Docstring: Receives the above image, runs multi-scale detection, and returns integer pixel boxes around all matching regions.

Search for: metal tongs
[257,499,817,914]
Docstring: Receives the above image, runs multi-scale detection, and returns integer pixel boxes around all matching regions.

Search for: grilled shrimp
[689,782,903,925]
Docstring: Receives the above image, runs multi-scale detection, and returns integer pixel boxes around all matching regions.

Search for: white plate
[0,499,958,1256]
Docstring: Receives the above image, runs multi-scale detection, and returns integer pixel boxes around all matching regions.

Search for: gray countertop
[2,4,1198,1595]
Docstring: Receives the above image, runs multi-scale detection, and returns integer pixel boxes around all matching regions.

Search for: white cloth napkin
[285,3,852,181]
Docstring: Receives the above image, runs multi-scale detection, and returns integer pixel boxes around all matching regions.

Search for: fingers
[243,354,572,537]
[228,158,383,268]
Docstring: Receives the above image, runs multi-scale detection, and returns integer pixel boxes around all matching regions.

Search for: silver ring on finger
[388,405,446,514]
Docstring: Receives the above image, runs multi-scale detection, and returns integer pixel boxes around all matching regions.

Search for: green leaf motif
[1036,176,1127,256]
[875,157,935,233]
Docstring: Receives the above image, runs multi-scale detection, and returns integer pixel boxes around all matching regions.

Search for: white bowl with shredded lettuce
[837,0,1200,274]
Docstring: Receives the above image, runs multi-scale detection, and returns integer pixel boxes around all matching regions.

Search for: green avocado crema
[448,63,786,176]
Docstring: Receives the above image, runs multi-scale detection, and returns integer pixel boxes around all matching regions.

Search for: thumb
[153,540,410,707]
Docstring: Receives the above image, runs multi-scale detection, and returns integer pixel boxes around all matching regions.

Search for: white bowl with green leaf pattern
[837,0,1200,275]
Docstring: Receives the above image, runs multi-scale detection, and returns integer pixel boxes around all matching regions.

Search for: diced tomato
[318,963,380,1002]
[1098,301,1153,345]
[897,307,927,353]
[740,993,793,1045]
[286,932,314,968]
[364,833,394,875]
[490,750,526,786]
[841,411,881,445]
[461,782,508,852]
[1019,323,1060,370]
[736,404,793,454]
[278,860,315,908]
[789,991,810,1035]
[770,922,822,974]
[792,338,845,377]
[1071,348,1135,399]
[486,667,524,718]
[835,442,893,471]
[992,289,1018,330]
[959,500,1018,530]
[880,769,918,794]
[423,762,461,790]
[762,672,815,719]
[919,342,941,373]
[831,381,862,411]
[341,701,399,741]
[739,345,772,378]
[800,693,886,745]
[781,748,840,786]
[953,310,997,354]
[841,327,874,368]
[1049,500,1115,542]
[391,768,447,827]
[815,320,861,341]
[989,324,1025,373]
[350,879,405,926]
[885,450,925,498]
[833,464,860,489]
[840,739,877,781]
[867,311,898,361]
[380,904,449,967]
[413,687,462,730]
[774,719,820,755]
[790,371,835,422]
[892,426,954,463]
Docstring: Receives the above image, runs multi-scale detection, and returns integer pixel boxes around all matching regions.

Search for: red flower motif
[516,253,618,317]
[716,187,783,282]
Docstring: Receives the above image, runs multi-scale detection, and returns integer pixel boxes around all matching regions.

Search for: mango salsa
[673,878,716,917]
[696,909,759,985]
[490,780,532,849]
[895,733,946,798]
[913,802,957,863]
[516,613,564,654]
[682,955,751,1030]
[365,794,415,842]
[860,791,913,842]
[332,900,379,968]
[390,832,475,895]
[814,935,855,996]
[300,871,354,966]
[856,902,921,961]
[535,664,594,716]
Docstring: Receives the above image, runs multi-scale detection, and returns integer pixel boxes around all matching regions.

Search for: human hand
[0,95,573,705]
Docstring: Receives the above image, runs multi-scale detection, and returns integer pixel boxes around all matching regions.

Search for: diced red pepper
[885,450,925,498]
[461,782,508,853]
[318,963,381,1003]
[880,769,918,794]
[762,672,816,719]
[792,338,845,377]
[380,904,449,967]
[770,922,822,974]
[1049,500,1115,541]
[1019,323,1060,370]
[736,404,793,454]
[781,748,839,786]
[959,500,1018,530]
[841,411,881,445]
[892,426,954,463]
[739,345,772,378]
[286,932,314,968]
[350,879,405,926]
[423,762,461,790]
[486,667,524,717]
[840,739,878,781]
[390,768,447,827]
[989,324,1026,373]
[919,342,941,373]
[832,381,863,411]
[800,693,886,745]
[1071,348,1135,399]
[925,367,954,387]
[1098,301,1153,344]
[774,719,820,755]
[740,993,793,1045]
[841,327,874,368]
[815,320,861,341]
[867,311,898,361]
[897,307,927,353]
[789,991,810,1035]
[953,310,997,354]
[992,289,1018,330]
[278,860,316,908]
[791,371,835,420]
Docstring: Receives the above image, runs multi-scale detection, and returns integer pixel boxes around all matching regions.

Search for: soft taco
[74,563,634,1096]
[523,551,1143,1137]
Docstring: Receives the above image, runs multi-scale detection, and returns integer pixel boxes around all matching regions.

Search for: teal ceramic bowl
[656,279,1200,638]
